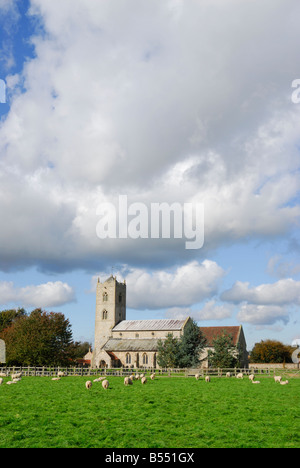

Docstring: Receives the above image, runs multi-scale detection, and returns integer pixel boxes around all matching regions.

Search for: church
[91,275,248,369]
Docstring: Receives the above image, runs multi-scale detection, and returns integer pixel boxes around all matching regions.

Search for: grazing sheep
[141,376,147,384]
[226,372,231,378]
[195,374,200,381]
[130,374,135,381]
[150,373,155,380]
[102,379,109,389]
[236,373,243,379]
[124,377,133,386]
[12,378,21,382]
[280,380,289,385]
[0,372,7,378]
[249,374,255,381]
[252,380,261,384]
[57,371,65,378]
[85,380,92,390]
[205,376,210,382]
[0,378,3,385]
[11,372,22,380]
[93,377,105,382]
[274,376,282,383]
[140,373,145,379]
[51,377,61,381]
[135,374,140,380]
[6,381,16,385]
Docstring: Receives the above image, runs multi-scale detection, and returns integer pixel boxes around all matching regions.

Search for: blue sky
[0,0,300,350]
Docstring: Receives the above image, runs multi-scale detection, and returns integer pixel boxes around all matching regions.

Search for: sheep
[280,380,289,385]
[6,381,17,385]
[252,380,261,384]
[226,372,231,378]
[0,372,7,378]
[249,374,255,381]
[236,373,243,379]
[85,380,92,390]
[140,373,145,379]
[0,378,3,385]
[274,376,282,383]
[135,374,140,380]
[11,372,22,380]
[195,373,200,381]
[124,376,133,386]
[205,376,210,382]
[102,379,109,389]
[57,371,65,378]
[141,376,147,385]
[51,377,61,381]
[93,377,105,382]
[150,373,155,380]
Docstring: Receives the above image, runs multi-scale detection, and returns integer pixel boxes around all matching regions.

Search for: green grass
[0,376,299,448]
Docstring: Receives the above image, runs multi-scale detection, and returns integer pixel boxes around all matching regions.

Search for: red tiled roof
[199,326,241,347]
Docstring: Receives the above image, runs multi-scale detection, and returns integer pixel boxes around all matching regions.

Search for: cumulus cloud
[221,278,300,306]
[165,300,234,322]
[0,280,75,308]
[93,260,226,310]
[237,304,289,326]
[0,0,299,272]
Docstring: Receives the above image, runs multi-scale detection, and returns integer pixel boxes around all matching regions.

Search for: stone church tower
[92,275,126,368]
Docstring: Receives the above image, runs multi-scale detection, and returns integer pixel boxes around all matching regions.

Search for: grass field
[0,375,299,448]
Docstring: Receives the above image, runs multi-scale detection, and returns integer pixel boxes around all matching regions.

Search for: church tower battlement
[93,275,126,367]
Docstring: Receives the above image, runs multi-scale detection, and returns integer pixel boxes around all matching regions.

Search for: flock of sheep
[0,370,290,388]
[194,372,289,385]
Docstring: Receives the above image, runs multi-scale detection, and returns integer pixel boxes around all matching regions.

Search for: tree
[250,340,293,364]
[208,332,239,368]
[178,319,207,368]
[0,308,26,333]
[157,333,181,368]
[0,309,74,366]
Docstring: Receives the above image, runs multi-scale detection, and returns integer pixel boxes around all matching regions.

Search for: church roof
[113,318,188,332]
[199,326,242,347]
[104,338,160,352]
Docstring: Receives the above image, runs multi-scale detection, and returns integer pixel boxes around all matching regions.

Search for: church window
[126,353,131,365]
[103,292,108,302]
[142,353,148,365]
[102,310,108,320]
[118,294,122,303]
[135,333,139,338]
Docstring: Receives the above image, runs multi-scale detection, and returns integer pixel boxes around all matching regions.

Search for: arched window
[103,292,108,302]
[126,353,131,365]
[118,294,122,303]
[102,310,108,320]
[142,353,148,365]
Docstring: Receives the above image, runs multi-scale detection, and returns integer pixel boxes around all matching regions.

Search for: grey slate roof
[112,318,187,332]
[104,338,160,352]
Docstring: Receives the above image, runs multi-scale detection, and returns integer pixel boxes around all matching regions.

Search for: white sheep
[226,372,231,378]
[236,373,243,379]
[274,376,282,383]
[57,371,65,378]
[280,380,289,385]
[249,374,255,381]
[102,379,109,389]
[150,373,155,380]
[195,374,200,381]
[252,380,260,384]
[205,376,210,382]
[124,377,133,386]
[6,381,16,385]
[141,376,147,384]
[140,373,145,379]
[85,380,92,390]
[0,372,7,377]
[11,372,22,380]
[0,378,3,385]
[51,377,61,381]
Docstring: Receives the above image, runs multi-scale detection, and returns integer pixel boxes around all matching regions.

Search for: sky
[0,0,300,351]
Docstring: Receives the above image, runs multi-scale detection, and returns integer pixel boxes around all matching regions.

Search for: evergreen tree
[157,333,181,368]
[208,332,238,368]
[178,319,207,368]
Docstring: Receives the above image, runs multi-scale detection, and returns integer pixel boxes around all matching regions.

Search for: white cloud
[93,260,226,310]
[165,300,234,322]
[221,278,300,306]
[0,280,75,308]
[0,0,299,271]
[237,304,289,326]
[267,255,300,279]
